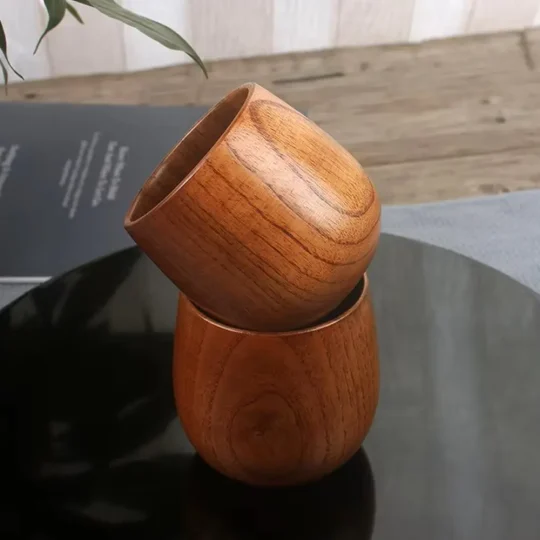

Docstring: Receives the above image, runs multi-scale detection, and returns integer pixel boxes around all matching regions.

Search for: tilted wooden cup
[173,275,379,486]
[124,82,380,331]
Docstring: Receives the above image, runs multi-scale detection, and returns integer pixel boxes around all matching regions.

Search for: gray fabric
[381,189,540,294]
[1,190,539,310]
[0,283,35,311]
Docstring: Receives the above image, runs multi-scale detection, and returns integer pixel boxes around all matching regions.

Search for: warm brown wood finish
[5,29,540,204]
[125,82,380,332]
[173,275,379,486]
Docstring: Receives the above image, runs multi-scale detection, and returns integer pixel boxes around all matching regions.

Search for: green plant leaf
[67,2,84,23]
[34,0,67,54]
[74,0,207,77]
[0,57,8,94]
[0,20,24,80]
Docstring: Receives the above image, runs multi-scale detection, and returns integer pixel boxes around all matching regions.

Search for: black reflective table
[1,234,539,539]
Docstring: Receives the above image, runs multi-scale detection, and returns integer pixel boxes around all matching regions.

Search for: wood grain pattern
[337,0,416,46]
[173,276,379,486]
[368,148,540,203]
[4,29,540,204]
[3,0,540,81]
[124,83,380,332]
[316,78,540,167]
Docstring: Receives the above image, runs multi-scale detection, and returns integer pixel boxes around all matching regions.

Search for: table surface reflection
[1,234,539,539]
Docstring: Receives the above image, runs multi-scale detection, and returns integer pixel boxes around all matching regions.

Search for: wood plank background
[2,0,540,81]
[3,28,539,205]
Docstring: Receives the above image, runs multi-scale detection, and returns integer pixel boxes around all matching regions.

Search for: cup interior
[314,277,365,326]
[188,276,366,336]
[126,85,251,224]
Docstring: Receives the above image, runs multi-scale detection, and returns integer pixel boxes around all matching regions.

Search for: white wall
[1,0,540,81]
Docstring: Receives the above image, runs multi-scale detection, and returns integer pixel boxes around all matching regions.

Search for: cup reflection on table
[184,447,375,540]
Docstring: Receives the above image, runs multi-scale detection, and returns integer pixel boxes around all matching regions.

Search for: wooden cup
[173,274,379,486]
[124,82,380,332]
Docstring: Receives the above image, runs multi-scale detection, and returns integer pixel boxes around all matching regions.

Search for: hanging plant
[0,0,207,90]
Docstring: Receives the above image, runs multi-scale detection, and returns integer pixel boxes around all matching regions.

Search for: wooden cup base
[172,274,380,486]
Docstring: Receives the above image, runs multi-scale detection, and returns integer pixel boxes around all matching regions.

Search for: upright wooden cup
[124,82,380,332]
[173,275,379,486]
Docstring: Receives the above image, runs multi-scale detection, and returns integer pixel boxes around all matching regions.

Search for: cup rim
[124,82,256,229]
[180,274,369,336]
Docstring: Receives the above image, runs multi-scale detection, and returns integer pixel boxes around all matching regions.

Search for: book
[0,102,207,282]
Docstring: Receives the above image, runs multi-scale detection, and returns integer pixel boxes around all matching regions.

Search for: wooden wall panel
[44,1,125,77]
[467,0,539,33]
[534,4,540,25]
[272,0,338,53]
[122,0,192,71]
[3,0,540,82]
[0,0,51,81]
[337,0,416,47]
[410,0,472,42]
[190,0,273,61]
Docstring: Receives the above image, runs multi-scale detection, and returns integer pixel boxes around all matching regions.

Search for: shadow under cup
[172,274,380,486]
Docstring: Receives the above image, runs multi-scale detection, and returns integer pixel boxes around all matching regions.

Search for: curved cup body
[173,275,379,486]
[125,82,380,332]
